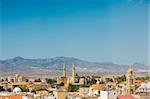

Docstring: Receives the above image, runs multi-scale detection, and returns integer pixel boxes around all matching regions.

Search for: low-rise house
[53,90,67,99]
[79,87,89,95]
[100,90,117,99]
[89,85,106,96]
[136,82,150,93]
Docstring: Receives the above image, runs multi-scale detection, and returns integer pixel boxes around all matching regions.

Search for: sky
[0,0,149,65]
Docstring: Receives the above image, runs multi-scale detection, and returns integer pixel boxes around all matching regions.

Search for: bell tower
[126,66,135,94]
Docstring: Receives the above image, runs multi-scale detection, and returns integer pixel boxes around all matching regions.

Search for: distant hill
[0,56,149,77]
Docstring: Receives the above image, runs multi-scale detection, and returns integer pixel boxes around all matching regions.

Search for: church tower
[63,64,66,77]
[126,66,135,94]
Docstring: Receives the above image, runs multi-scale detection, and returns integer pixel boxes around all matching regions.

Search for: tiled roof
[93,85,106,90]
[118,95,135,99]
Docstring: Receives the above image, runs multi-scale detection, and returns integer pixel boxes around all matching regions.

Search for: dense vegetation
[115,75,126,84]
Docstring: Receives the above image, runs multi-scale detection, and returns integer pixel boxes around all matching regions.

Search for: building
[79,77,86,85]
[57,64,78,85]
[79,87,89,95]
[135,80,142,88]
[136,82,150,93]
[7,74,26,83]
[116,83,126,95]
[0,89,33,99]
[0,95,23,99]
[13,87,22,94]
[70,64,76,84]
[117,95,135,99]
[89,85,106,96]
[100,90,117,99]
[57,64,68,86]
[126,66,135,94]
[53,91,67,99]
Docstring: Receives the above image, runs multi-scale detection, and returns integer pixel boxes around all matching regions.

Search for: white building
[100,91,117,99]
[79,87,89,95]
[89,85,106,96]
[116,84,126,95]
[137,82,150,93]
[13,87,22,94]
[43,96,56,99]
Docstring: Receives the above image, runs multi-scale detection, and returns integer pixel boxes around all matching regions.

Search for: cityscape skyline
[0,1,149,99]
[0,0,149,65]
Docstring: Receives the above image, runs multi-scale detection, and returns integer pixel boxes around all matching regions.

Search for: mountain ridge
[0,56,149,77]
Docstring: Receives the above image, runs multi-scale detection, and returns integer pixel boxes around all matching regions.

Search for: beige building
[53,91,67,99]
[57,63,77,86]
[57,64,68,86]
[126,66,135,94]
[79,87,89,95]
[79,77,86,85]
[70,64,76,84]
[7,74,26,83]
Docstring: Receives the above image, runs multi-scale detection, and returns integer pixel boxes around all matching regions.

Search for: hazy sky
[0,0,149,65]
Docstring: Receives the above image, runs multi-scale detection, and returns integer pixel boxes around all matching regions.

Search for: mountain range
[0,56,149,77]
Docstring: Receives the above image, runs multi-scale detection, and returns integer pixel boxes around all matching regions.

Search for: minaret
[71,63,75,78]
[63,64,66,77]
[126,66,135,94]
[70,63,75,83]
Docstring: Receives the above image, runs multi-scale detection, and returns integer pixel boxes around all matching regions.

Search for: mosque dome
[13,87,22,94]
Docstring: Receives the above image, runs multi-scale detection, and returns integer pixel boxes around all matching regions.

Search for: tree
[17,85,29,92]
[46,78,56,84]
[99,80,105,84]
[105,78,113,83]
[90,79,97,85]
[136,76,150,82]
[59,82,64,86]
[34,78,41,82]
[68,85,79,92]
[80,84,89,87]
[0,79,4,82]
[7,88,11,92]
[0,86,5,92]
[31,90,36,94]
[25,79,29,82]
[115,75,126,84]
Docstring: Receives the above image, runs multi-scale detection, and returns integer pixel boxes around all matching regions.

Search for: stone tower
[126,66,135,94]
[70,64,75,83]
[63,64,66,77]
